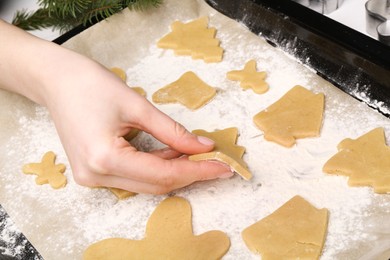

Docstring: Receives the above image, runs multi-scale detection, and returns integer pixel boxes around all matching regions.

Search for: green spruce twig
[12,0,163,33]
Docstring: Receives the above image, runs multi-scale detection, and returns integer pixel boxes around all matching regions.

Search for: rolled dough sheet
[1,0,390,259]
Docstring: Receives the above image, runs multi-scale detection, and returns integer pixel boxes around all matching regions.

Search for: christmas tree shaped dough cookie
[253,85,324,147]
[323,127,390,193]
[83,196,230,260]
[227,60,268,94]
[189,127,252,180]
[157,16,224,63]
[22,151,66,189]
[242,195,329,260]
[152,71,216,110]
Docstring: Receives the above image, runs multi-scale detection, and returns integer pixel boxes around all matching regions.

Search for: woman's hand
[0,20,232,194]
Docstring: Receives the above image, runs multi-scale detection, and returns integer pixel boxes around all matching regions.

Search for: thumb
[134,101,215,154]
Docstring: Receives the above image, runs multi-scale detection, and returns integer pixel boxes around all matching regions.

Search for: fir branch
[12,0,163,33]
[12,8,54,31]
[127,0,163,11]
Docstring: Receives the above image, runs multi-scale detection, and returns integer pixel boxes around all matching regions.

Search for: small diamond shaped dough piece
[242,195,329,260]
[152,71,216,110]
[110,67,127,81]
[323,127,390,193]
[227,60,268,94]
[108,188,137,199]
[22,151,66,189]
[157,16,224,63]
[253,85,324,147]
[189,127,252,180]
[83,196,230,260]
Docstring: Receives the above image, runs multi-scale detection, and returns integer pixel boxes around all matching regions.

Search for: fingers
[126,97,215,155]
[113,148,230,183]
[77,145,232,194]
[149,147,182,160]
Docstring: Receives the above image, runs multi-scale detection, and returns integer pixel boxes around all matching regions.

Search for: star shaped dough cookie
[227,60,268,94]
[83,196,230,260]
[323,127,390,193]
[189,127,252,180]
[157,16,224,63]
[152,71,216,110]
[253,85,324,147]
[242,195,329,260]
[22,151,66,189]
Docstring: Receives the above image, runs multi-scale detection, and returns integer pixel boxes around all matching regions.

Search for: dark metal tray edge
[206,0,390,117]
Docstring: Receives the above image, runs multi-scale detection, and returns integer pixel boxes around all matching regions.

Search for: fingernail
[219,171,234,179]
[197,135,215,146]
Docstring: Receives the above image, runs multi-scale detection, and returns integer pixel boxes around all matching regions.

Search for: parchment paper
[1,0,390,259]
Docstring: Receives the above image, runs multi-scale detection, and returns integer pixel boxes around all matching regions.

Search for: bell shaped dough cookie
[323,127,390,193]
[242,195,329,260]
[83,196,230,260]
[189,127,252,180]
[157,16,224,63]
[227,60,268,94]
[253,85,324,147]
[152,71,216,110]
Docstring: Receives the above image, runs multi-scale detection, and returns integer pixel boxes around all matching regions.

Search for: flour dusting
[1,0,390,259]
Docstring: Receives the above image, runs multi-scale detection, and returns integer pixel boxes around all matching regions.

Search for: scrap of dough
[189,127,252,180]
[253,85,324,147]
[22,151,67,189]
[108,188,137,199]
[131,86,146,97]
[157,16,224,63]
[227,59,268,94]
[242,195,329,260]
[152,71,216,110]
[83,196,230,260]
[323,127,390,194]
[110,67,127,81]
[110,67,147,96]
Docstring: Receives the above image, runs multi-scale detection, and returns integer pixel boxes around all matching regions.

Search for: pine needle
[12,0,163,33]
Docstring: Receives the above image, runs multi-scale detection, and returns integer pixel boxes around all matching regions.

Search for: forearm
[0,19,96,107]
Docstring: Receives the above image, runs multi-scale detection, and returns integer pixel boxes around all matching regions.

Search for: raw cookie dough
[83,196,230,260]
[157,16,224,63]
[189,127,252,180]
[242,195,329,260]
[227,59,268,94]
[323,127,390,194]
[152,71,216,110]
[253,85,325,147]
[110,67,147,96]
[110,67,127,81]
[22,151,66,189]
[108,188,136,199]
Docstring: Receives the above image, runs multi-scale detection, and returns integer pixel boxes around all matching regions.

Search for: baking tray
[1,0,390,258]
[53,0,390,116]
[53,0,390,115]
[205,0,390,116]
